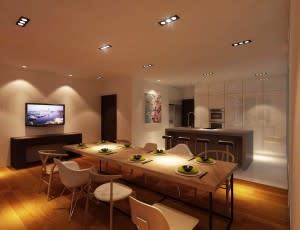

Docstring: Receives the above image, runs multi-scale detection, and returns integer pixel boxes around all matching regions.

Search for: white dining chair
[167,144,194,157]
[38,150,68,200]
[85,168,133,230]
[54,158,91,221]
[129,196,199,230]
[143,142,158,153]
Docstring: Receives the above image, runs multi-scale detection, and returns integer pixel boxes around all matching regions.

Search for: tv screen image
[25,103,65,126]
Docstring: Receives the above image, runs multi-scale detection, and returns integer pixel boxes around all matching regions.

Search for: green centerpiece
[77,143,88,149]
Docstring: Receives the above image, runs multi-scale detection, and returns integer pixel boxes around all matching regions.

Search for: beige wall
[99,77,132,141]
[290,0,300,228]
[0,67,101,167]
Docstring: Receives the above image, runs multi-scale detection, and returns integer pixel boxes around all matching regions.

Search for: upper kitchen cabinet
[208,82,225,95]
[208,82,225,108]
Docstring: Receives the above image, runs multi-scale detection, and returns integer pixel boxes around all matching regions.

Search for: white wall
[183,85,194,99]
[290,0,300,228]
[131,79,183,149]
[0,67,101,167]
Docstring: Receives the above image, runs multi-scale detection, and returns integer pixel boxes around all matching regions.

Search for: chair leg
[47,173,53,201]
[176,185,181,198]
[69,189,79,221]
[84,192,90,227]
[225,180,229,215]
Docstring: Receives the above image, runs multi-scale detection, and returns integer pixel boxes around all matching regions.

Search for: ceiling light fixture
[157,80,161,82]
[16,16,30,27]
[232,40,252,47]
[159,15,180,26]
[68,74,73,77]
[254,72,268,77]
[21,65,27,69]
[99,44,112,51]
[143,64,153,68]
[97,76,102,79]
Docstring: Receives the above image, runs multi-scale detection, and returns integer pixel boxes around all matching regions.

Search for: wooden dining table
[63,142,237,230]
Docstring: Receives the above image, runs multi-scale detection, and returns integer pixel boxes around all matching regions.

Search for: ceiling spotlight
[158,15,180,26]
[68,74,73,77]
[21,65,27,69]
[97,76,102,79]
[157,80,161,82]
[99,44,112,51]
[254,72,268,77]
[143,64,153,68]
[232,40,252,47]
[16,16,30,27]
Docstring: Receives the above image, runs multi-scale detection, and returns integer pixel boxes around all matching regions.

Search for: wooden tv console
[10,133,82,169]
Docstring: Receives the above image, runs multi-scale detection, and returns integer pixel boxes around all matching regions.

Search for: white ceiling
[0,0,289,86]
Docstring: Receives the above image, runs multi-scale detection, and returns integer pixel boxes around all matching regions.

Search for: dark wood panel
[101,94,117,142]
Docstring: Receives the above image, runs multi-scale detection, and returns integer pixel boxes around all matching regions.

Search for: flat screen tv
[25,103,65,126]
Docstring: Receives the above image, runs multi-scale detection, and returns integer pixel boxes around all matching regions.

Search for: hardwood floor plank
[0,157,289,230]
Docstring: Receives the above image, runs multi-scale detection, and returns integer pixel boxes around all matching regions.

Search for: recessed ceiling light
[254,72,268,77]
[143,64,153,68]
[159,15,180,26]
[21,65,27,69]
[232,40,252,47]
[16,16,30,27]
[68,74,73,77]
[97,76,102,79]
[99,44,112,51]
[157,80,161,82]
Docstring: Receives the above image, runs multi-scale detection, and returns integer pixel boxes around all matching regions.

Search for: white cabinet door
[209,94,225,109]
[243,93,264,152]
[225,94,243,128]
[195,95,209,128]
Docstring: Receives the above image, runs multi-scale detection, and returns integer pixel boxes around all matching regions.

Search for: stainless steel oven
[209,108,224,122]
[209,108,224,129]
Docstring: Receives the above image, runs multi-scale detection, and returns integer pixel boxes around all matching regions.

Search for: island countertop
[165,127,253,170]
[166,127,253,136]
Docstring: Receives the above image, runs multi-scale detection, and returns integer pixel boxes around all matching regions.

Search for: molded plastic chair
[85,168,133,230]
[167,144,194,157]
[54,158,91,221]
[129,196,199,230]
[38,150,68,200]
[143,143,158,153]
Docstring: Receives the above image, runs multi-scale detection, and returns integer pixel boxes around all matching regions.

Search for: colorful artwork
[144,92,162,123]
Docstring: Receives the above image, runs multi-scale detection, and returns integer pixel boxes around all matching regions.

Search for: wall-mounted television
[25,103,65,126]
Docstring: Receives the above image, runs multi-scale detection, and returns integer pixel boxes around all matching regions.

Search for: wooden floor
[0,157,289,230]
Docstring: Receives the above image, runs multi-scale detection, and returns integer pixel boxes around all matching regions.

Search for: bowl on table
[182,165,194,172]
[101,148,109,152]
[124,143,131,148]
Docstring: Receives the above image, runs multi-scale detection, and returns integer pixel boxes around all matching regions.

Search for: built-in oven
[209,108,225,129]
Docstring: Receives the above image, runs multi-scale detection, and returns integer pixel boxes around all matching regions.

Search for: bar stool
[217,140,235,162]
[176,136,191,145]
[195,138,210,156]
[162,135,173,150]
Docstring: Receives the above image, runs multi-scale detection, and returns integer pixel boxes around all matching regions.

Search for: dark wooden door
[182,99,194,127]
[101,95,117,142]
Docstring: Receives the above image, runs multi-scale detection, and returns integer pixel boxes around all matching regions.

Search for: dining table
[63,142,237,230]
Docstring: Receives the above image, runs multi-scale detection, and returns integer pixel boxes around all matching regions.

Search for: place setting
[76,143,88,149]
[97,147,114,155]
[128,154,153,164]
[175,164,208,178]
[152,148,167,155]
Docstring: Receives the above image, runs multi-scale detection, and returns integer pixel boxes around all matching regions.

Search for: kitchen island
[165,127,253,169]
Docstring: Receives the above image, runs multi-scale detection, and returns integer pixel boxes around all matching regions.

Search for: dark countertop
[166,127,253,136]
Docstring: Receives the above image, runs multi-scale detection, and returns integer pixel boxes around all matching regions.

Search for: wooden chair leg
[47,173,53,201]
[109,201,114,230]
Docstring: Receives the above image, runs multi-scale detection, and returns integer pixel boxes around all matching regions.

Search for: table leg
[209,192,213,230]
[230,174,234,220]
